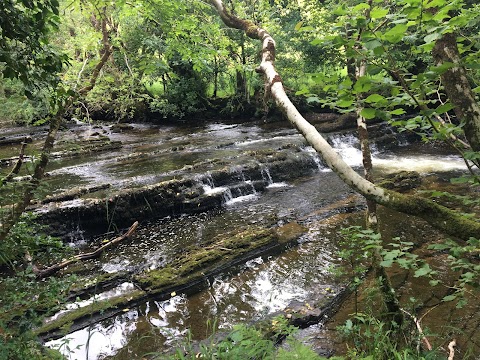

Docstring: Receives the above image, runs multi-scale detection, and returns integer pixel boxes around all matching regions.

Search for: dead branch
[401,308,432,351]
[448,339,456,360]
[1,140,28,184]
[41,184,111,204]
[27,221,138,279]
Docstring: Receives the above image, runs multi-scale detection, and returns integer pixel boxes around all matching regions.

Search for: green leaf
[435,103,454,114]
[365,94,385,103]
[428,243,451,251]
[294,21,303,31]
[442,294,457,302]
[353,3,370,12]
[364,39,383,51]
[414,264,432,277]
[390,108,406,115]
[360,108,376,119]
[383,24,408,43]
[424,32,442,44]
[380,259,393,267]
[337,99,354,108]
[333,6,347,15]
[354,76,373,92]
[370,7,388,19]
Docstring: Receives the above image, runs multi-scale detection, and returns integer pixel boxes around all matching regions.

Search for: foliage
[332,226,382,313]
[0,213,75,359]
[0,267,71,359]
[337,312,439,359]
[0,0,67,95]
[0,75,51,125]
[168,316,328,360]
[297,0,480,170]
[331,225,480,357]
[427,237,480,308]
[0,214,68,266]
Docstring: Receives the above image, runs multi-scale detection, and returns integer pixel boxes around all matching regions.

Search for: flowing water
[1,120,470,359]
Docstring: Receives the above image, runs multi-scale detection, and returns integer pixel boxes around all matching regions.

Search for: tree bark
[208,0,480,242]
[433,32,480,152]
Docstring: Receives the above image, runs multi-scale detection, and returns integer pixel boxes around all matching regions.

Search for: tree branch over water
[209,0,480,241]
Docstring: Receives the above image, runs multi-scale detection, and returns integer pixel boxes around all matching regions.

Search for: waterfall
[301,146,326,171]
[199,171,257,206]
[261,167,289,189]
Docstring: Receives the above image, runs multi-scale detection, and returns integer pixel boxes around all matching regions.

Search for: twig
[448,339,456,360]
[401,308,432,351]
[1,140,27,184]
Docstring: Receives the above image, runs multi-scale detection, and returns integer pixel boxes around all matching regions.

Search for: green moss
[135,266,177,289]
[35,289,145,336]
[38,223,307,338]
[69,271,128,293]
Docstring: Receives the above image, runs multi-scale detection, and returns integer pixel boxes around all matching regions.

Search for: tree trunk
[433,32,480,151]
[0,12,114,243]
[208,0,480,242]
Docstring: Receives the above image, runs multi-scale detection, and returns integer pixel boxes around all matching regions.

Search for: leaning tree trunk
[208,0,480,242]
[433,32,480,152]
[0,15,113,243]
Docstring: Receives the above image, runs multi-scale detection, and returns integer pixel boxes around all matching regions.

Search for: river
[1,119,472,359]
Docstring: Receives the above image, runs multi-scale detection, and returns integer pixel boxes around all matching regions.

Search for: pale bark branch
[209,0,480,242]
[401,308,432,351]
[448,339,456,360]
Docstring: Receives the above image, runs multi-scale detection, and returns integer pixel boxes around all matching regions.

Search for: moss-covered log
[35,222,306,341]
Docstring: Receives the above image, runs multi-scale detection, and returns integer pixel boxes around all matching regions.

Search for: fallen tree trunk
[208,0,480,242]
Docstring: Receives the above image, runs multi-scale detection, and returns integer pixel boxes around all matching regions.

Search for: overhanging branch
[209,0,480,241]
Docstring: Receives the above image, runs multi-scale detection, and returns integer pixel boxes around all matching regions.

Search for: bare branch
[28,221,138,279]
[1,140,28,184]
[448,339,456,360]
